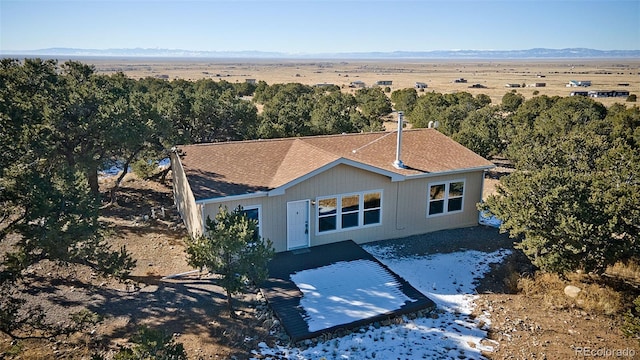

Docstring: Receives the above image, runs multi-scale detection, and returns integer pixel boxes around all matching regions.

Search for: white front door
[287,200,310,250]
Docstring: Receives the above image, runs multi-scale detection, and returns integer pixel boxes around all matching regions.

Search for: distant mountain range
[3,47,639,59]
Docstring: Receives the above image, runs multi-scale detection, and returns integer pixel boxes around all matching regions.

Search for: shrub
[627,94,637,102]
[109,326,187,360]
[606,260,640,284]
[517,272,623,314]
[131,159,157,179]
[518,272,570,309]
[623,296,640,343]
[573,281,622,315]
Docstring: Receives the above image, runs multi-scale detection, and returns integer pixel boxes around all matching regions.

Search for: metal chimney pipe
[393,111,406,169]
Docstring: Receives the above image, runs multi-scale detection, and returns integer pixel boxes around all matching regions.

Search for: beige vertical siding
[200,163,486,252]
[170,153,202,238]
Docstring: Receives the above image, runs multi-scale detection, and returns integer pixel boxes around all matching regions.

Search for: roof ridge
[297,137,347,158]
[268,139,340,188]
[177,129,437,148]
[349,131,396,155]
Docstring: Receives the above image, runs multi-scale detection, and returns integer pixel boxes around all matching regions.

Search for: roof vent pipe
[393,111,406,169]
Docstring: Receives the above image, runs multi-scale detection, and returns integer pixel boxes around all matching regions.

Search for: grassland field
[87,58,640,105]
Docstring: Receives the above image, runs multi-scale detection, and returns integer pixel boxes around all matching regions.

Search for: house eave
[404,165,495,180]
[194,191,270,205]
[268,158,405,196]
[192,162,494,204]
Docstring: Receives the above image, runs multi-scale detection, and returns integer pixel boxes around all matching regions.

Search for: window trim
[241,205,262,236]
[316,190,383,235]
[427,179,465,218]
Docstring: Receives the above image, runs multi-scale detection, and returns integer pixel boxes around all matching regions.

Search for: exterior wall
[200,164,485,252]
[170,153,202,238]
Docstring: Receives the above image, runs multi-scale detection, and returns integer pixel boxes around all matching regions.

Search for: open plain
[87,57,640,105]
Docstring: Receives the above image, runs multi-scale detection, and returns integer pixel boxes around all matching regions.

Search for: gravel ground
[365,225,515,258]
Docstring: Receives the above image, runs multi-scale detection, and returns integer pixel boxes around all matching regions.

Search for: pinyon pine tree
[185,206,274,315]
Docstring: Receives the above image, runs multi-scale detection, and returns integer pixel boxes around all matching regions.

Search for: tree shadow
[474,248,537,294]
[185,169,270,200]
[84,275,267,357]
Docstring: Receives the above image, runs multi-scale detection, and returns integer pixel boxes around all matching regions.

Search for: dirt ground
[474,249,640,360]
[1,169,638,359]
[0,174,272,359]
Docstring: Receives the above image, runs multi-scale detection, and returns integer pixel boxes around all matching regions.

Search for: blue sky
[1,0,638,53]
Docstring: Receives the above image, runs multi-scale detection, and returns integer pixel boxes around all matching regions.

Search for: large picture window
[428,180,465,216]
[317,191,382,234]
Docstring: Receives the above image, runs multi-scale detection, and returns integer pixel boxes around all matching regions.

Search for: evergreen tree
[185,206,274,315]
[484,100,639,274]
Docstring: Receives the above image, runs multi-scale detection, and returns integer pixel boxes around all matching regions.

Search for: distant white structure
[567,80,592,87]
[588,90,630,98]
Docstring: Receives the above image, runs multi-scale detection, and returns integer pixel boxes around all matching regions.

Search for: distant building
[505,83,521,88]
[349,80,366,88]
[453,78,467,83]
[570,91,589,97]
[529,83,546,87]
[245,78,257,84]
[567,80,592,87]
[588,90,630,98]
[376,80,393,86]
[415,82,428,89]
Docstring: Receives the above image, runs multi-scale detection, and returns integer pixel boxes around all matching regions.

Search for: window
[318,198,337,232]
[341,194,360,228]
[317,191,382,233]
[363,192,382,225]
[241,206,261,236]
[428,180,465,216]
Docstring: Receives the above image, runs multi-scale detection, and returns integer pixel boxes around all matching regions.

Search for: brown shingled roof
[176,129,494,201]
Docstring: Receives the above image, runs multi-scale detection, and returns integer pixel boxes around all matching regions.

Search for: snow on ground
[479,210,502,228]
[253,247,511,360]
[98,157,170,177]
[291,259,416,332]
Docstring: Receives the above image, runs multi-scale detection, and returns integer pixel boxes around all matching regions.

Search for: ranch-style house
[170,125,494,252]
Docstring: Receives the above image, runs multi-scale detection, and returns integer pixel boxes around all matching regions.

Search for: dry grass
[517,271,626,315]
[574,280,623,315]
[518,272,571,310]
[86,59,640,106]
[607,259,640,285]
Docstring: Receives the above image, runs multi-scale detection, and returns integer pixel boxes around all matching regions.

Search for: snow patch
[291,259,415,332]
[479,210,502,228]
[254,247,511,359]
